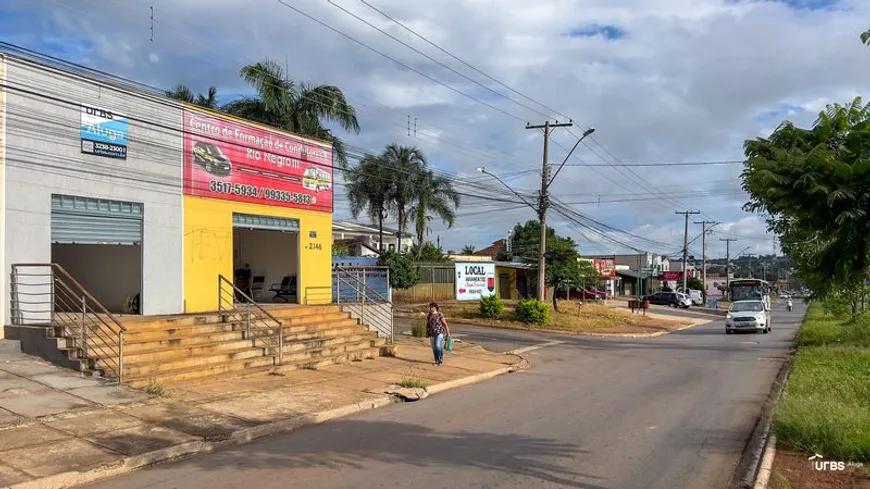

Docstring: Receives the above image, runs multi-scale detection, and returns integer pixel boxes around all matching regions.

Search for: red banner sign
[183,108,333,212]
[593,258,615,277]
[661,271,680,281]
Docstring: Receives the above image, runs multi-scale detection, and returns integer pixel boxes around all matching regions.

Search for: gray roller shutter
[232,213,299,232]
[51,194,143,245]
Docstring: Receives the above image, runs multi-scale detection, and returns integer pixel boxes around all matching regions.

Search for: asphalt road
[87,303,805,489]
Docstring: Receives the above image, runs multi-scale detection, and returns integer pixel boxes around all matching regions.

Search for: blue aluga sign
[80,105,128,159]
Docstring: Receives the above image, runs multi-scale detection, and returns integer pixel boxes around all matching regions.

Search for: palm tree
[461,245,476,255]
[410,169,460,255]
[345,154,391,252]
[166,84,219,109]
[222,60,360,168]
[381,144,426,249]
[862,29,870,46]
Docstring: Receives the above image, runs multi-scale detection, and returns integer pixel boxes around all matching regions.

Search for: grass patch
[396,378,428,389]
[399,300,689,334]
[145,383,167,397]
[773,304,870,462]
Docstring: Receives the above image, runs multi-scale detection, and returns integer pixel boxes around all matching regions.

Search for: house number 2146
[306,243,323,250]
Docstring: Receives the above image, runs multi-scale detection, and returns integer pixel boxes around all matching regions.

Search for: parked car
[677,288,704,306]
[583,286,607,299]
[725,300,771,334]
[642,291,691,308]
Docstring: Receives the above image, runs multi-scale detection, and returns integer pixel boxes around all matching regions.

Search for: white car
[674,292,693,308]
[726,300,771,334]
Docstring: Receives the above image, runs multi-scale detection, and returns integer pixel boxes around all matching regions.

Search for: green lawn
[773,305,870,462]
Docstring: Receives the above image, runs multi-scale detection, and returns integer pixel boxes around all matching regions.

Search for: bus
[302,167,332,192]
[728,278,772,310]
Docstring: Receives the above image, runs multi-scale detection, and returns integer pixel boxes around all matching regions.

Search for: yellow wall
[183,196,333,312]
[496,266,519,300]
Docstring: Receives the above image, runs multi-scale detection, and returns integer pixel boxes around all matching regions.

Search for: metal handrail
[333,266,393,343]
[10,263,126,381]
[217,275,284,365]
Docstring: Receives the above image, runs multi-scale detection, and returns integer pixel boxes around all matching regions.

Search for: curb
[396,315,709,338]
[729,307,806,489]
[5,364,523,489]
[753,434,777,489]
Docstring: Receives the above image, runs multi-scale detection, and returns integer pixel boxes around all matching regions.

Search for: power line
[563,160,744,168]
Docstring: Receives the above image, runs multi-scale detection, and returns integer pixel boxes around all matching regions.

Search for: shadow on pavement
[164,419,606,489]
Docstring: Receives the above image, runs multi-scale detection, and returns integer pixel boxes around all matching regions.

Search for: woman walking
[426,302,451,365]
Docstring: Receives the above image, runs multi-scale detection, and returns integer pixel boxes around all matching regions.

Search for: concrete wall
[2,57,184,324]
[51,244,141,313]
[183,195,333,312]
[234,228,298,301]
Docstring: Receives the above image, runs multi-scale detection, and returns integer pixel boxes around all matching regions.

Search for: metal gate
[232,213,299,232]
[51,194,143,245]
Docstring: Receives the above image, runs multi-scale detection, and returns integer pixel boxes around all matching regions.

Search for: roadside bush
[378,251,420,289]
[515,298,550,325]
[411,319,426,338]
[479,294,504,319]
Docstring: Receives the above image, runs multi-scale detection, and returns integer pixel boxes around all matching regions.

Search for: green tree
[409,242,448,262]
[507,220,583,309]
[332,243,350,256]
[685,276,705,292]
[222,60,360,167]
[461,245,476,255]
[742,96,870,312]
[166,84,219,109]
[345,154,391,251]
[410,169,460,254]
[377,251,420,289]
[861,29,870,46]
[382,144,425,246]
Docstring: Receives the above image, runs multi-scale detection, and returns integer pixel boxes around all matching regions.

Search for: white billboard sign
[455,262,496,301]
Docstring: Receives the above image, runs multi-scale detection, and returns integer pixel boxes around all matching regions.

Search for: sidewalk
[0,337,525,489]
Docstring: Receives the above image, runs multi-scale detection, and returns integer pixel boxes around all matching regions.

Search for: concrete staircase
[7,305,386,388]
[121,305,385,388]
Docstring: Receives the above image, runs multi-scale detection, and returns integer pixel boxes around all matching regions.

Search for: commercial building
[0,53,335,332]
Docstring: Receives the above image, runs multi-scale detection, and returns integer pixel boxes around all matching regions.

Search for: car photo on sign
[193,141,233,177]
[302,167,332,192]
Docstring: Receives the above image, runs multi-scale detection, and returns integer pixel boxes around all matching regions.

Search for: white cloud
[7,0,870,257]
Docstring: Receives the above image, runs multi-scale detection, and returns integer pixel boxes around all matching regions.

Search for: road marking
[507,341,566,355]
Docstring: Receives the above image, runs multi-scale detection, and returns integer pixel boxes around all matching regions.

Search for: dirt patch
[397,301,693,336]
[770,449,870,489]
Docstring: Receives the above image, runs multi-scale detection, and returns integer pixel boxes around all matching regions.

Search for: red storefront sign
[183,108,333,212]
[593,258,615,277]
[661,271,680,281]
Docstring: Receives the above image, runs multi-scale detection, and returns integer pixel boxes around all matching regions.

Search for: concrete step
[123,323,240,341]
[122,339,257,364]
[281,340,381,366]
[279,333,378,355]
[122,347,267,377]
[124,355,278,388]
[282,325,367,343]
[122,330,246,352]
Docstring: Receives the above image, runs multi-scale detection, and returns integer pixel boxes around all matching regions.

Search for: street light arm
[476,167,540,213]
[547,128,595,189]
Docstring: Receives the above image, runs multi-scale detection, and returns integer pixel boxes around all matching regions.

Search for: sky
[3,0,869,260]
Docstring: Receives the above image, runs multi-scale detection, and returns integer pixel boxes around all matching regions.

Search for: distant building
[333,220,413,256]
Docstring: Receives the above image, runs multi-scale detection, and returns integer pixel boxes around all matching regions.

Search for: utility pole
[720,238,738,281]
[676,210,701,292]
[526,120,573,300]
[745,253,755,277]
[694,220,718,302]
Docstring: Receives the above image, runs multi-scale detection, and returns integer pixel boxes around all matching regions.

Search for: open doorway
[50,194,144,314]
[52,244,142,314]
[232,213,300,304]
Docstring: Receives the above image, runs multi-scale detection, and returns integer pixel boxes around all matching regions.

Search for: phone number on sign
[208,180,317,205]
